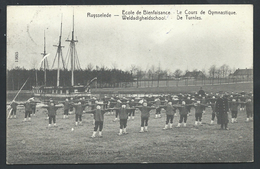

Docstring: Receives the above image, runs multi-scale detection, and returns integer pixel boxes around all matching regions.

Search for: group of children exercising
[7,89,253,138]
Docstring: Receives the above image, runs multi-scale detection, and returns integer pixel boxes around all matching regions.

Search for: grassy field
[6,82,253,101]
[6,105,253,164]
[91,82,253,94]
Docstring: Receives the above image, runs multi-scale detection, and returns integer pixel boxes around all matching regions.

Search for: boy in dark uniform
[85,105,109,138]
[69,97,74,114]
[155,98,161,118]
[41,99,63,127]
[209,96,217,124]
[113,100,121,122]
[215,94,229,130]
[22,100,32,122]
[9,100,18,119]
[229,98,239,123]
[72,101,88,126]
[112,104,135,135]
[246,98,253,122]
[239,94,246,111]
[136,102,156,132]
[127,99,136,120]
[176,101,193,127]
[193,100,208,126]
[62,98,70,119]
[160,102,176,129]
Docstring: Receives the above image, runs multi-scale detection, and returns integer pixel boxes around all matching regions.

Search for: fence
[99,77,253,88]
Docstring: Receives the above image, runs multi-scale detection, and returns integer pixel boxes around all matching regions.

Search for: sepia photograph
[6,5,253,163]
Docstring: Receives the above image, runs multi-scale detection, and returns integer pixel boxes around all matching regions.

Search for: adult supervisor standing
[198,87,206,97]
[215,93,229,130]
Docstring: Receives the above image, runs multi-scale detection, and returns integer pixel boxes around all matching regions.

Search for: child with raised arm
[41,99,63,127]
[85,104,108,138]
[160,101,176,129]
[112,104,136,135]
[21,100,33,122]
[62,98,70,119]
[229,98,240,123]
[9,100,18,119]
[245,98,253,122]
[193,100,208,126]
[136,102,156,132]
[176,101,193,127]
[72,101,88,126]
[209,96,217,124]
[127,99,136,120]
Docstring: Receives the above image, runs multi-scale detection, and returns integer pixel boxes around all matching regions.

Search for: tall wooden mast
[65,13,81,86]
[52,15,65,86]
[41,30,49,86]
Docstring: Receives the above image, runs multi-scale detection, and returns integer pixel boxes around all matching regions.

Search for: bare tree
[220,64,229,78]
[208,65,217,78]
[174,69,183,78]
[130,64,138,76]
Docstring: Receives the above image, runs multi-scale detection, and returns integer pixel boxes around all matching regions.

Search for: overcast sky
[7,5,253,72]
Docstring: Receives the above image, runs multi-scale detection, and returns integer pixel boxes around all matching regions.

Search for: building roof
[233,68,253,76]
[183,71,205,78]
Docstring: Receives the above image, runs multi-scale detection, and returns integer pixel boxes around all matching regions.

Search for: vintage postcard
[6,5,253,164]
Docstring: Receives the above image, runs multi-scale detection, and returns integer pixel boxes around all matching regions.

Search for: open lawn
[6,105,253,164]
[6,82,253,101]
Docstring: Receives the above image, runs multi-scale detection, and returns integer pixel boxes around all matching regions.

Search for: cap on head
[122,105,126,108]
[182,101,186,105]
[168,102,172,105]
[96,105,101,109]
[143,102,147,106]
[197,100,201,103]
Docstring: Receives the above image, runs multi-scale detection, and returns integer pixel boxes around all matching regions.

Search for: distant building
[183,71,206,79]
[230,68,253,79]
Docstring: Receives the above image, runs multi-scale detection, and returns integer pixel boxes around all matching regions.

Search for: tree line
[7,67,133,90]
[7,63,251,90]
[129,64,240,80]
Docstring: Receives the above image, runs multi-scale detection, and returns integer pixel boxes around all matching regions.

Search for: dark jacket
[118,108,135,120]
[162,104,176,115]
[194,104,205,114]
[43,103,62,116]
[137,106,155,118]
[63,101,70,110]
[229,102,239,111]
[10,102,18,110]
[24,102,32,112]
[87,109,106,121]
[73,104,87,115]
[215,97,229,125]
[178,105,189,115]
[215,98,229,114]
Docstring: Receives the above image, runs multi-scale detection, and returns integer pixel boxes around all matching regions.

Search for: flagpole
[7,77,29,118]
